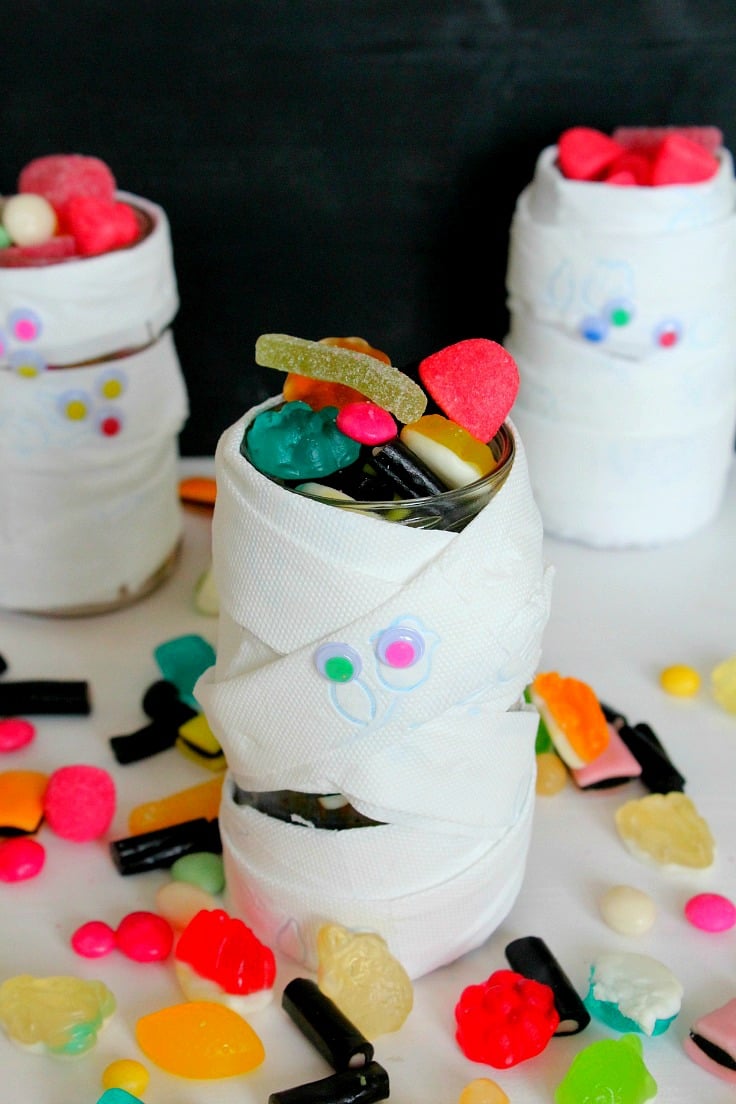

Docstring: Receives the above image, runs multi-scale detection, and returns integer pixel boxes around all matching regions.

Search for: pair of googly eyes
[57,370,127,436]
[315,626,426,684]
[580,299,682,348]
[0,308,45,374]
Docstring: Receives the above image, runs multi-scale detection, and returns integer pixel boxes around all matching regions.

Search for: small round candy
[43,764,116,841]
[0,836,45,882]
[659,664,701,697]
[116,910,174,962]
[102,1057,150,1095]
[535,751,568,795]
[599,884,656,936]
[171,851,225,895]
[336,400,397,445]
[684,892,736,932]
[458,1078,510,1104]
[71,919,117,958]
[0,718,35,753]
[2,193,57,245]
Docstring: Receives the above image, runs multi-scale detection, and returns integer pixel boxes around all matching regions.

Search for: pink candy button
[684,892,736,932]
[0,837,45,881]
[0,718,35,752]
[336,401,397,445]
[116,910,174,962]
[71,919,117,958]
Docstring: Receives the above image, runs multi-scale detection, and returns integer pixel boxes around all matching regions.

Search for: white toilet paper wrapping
[196,403,553,977]
[506,143,736,546]
[0,193,179,367]
[0,330,189,610]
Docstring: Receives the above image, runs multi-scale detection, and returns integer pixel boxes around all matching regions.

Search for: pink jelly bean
[71,919,117,958]
[0,718,35,752]
[336,400,397,445]
[0,836,45,881]
[684,892,736,932]
[116,911,174,962]
[43,763,116,841]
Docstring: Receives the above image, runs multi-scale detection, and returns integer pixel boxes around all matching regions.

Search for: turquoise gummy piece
[154,634,216,709]
[583,988,676,1036]
[243,401,361,480]
[97,1090,143,1104]
[555,1034,657,1104]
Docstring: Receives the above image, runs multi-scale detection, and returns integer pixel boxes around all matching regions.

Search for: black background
[4,1,735,455]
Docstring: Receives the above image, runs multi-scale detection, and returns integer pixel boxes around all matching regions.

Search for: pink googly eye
[315,643,362,683]
[8,307,43,343]
[654,318,682,348]
[375,626,425,669]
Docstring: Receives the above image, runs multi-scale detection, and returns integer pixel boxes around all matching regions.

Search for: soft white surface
[0,456,735,1103]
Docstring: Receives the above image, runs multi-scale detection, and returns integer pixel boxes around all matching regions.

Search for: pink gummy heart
[650,133,719,185]
[557,127,624,180]
[63,194,140,257]
[19,153,116,212]
[418,339,519,442]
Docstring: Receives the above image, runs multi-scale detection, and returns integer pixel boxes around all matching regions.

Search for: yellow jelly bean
[135,1000,264,1079]
[102,1058,149,1095]
[458,1078,510,1104]
[535,751,568,795]
[659,664,701,697]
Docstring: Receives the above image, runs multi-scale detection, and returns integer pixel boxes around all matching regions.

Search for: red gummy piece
[557,127,624,180]
[418,338,519,442]
[650,132,720,185]
[455,968,559,1069]
[19,153,116,212]
[0,235,77,268]
[175,908,276,995]
[613,125,723,156]
[116,910,174,962]
[603,151,652,187]
[43,764,116,841]
[62,195,140,257]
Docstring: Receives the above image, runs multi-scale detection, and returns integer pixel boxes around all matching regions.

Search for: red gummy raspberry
[455,968,560,1068]
[19,153,116,212]
[650,132,720,185]
[175,908,276,995]
[557,126,624,181]
[62,195,141,257]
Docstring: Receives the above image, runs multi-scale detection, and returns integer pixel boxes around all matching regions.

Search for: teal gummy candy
[154,634,216,710]
[244,401,361,481]
[584,987,677,1036]
[555,1034,657,1104]
[97,1090,143,1104]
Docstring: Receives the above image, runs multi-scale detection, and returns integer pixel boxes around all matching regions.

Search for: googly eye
[9,349,47,377]
[375,625,425,669]
[8,307,43,343]
[314,642,362,683]
[0,329,7,360]
[58,389,90,421]
[96,406,124,437]
[654,318,682,349]
[98,369,126,400]
[580,315,608,343]
[605,297,635,327]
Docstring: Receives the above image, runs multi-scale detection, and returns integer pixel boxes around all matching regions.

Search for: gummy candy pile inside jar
[243,333,520,532]
[0,153,149,269]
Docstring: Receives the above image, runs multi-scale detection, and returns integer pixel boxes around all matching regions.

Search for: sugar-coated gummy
[43,764,116,841]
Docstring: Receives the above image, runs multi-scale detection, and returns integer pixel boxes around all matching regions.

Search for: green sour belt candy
[255,334,427,425]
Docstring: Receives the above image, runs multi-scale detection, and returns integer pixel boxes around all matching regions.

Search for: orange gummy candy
[531,672,609,768]
[179,476,217,509]
[319,336,391,364]
[0,770,48,833]
[128,776,223,835]
[135,1000,264,1078]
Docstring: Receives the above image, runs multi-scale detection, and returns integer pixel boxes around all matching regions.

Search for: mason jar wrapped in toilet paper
[0,194,189,613]
[196,398,553,979]
[506,143,736,547]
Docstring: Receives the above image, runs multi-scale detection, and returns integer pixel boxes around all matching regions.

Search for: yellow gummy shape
[128,776,223,834]
[255,333,427,424]
[135,1000,264,1079]
[401,414,497,487]
[317,922,413,1038]
[0,975,115,1055]
[0,770,48,832]
[459,1079,510,1104]
[614,792,715,869]
[532,672,609,765]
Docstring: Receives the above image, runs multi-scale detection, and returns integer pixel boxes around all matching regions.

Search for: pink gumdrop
[0,836,45,882]
[0,718,35,752]
[71,919,117,958]
[684,892,736,932]
[43,764,116,841]
[116,911,174,962]
[336,401,397,445]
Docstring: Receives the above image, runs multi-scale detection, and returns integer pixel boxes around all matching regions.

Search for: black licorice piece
[109,721,179,764]
[0,680,91,715]
[142,679,198,725]
[268,1061,389,1104]
[283,978,374,1070]
[600,703,685,793]
[110,817,221,875]
[370,439,447,499]
[505,935,590,1035]
[0,654,7,676]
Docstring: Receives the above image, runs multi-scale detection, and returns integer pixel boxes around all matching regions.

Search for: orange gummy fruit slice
[532,672,609,765]
[135,1000,265,1079]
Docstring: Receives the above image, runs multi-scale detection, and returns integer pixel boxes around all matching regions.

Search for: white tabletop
[1,456,735,1104]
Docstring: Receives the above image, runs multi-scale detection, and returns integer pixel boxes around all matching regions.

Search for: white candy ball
[599,884,657,936]
[2,192,57,245]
